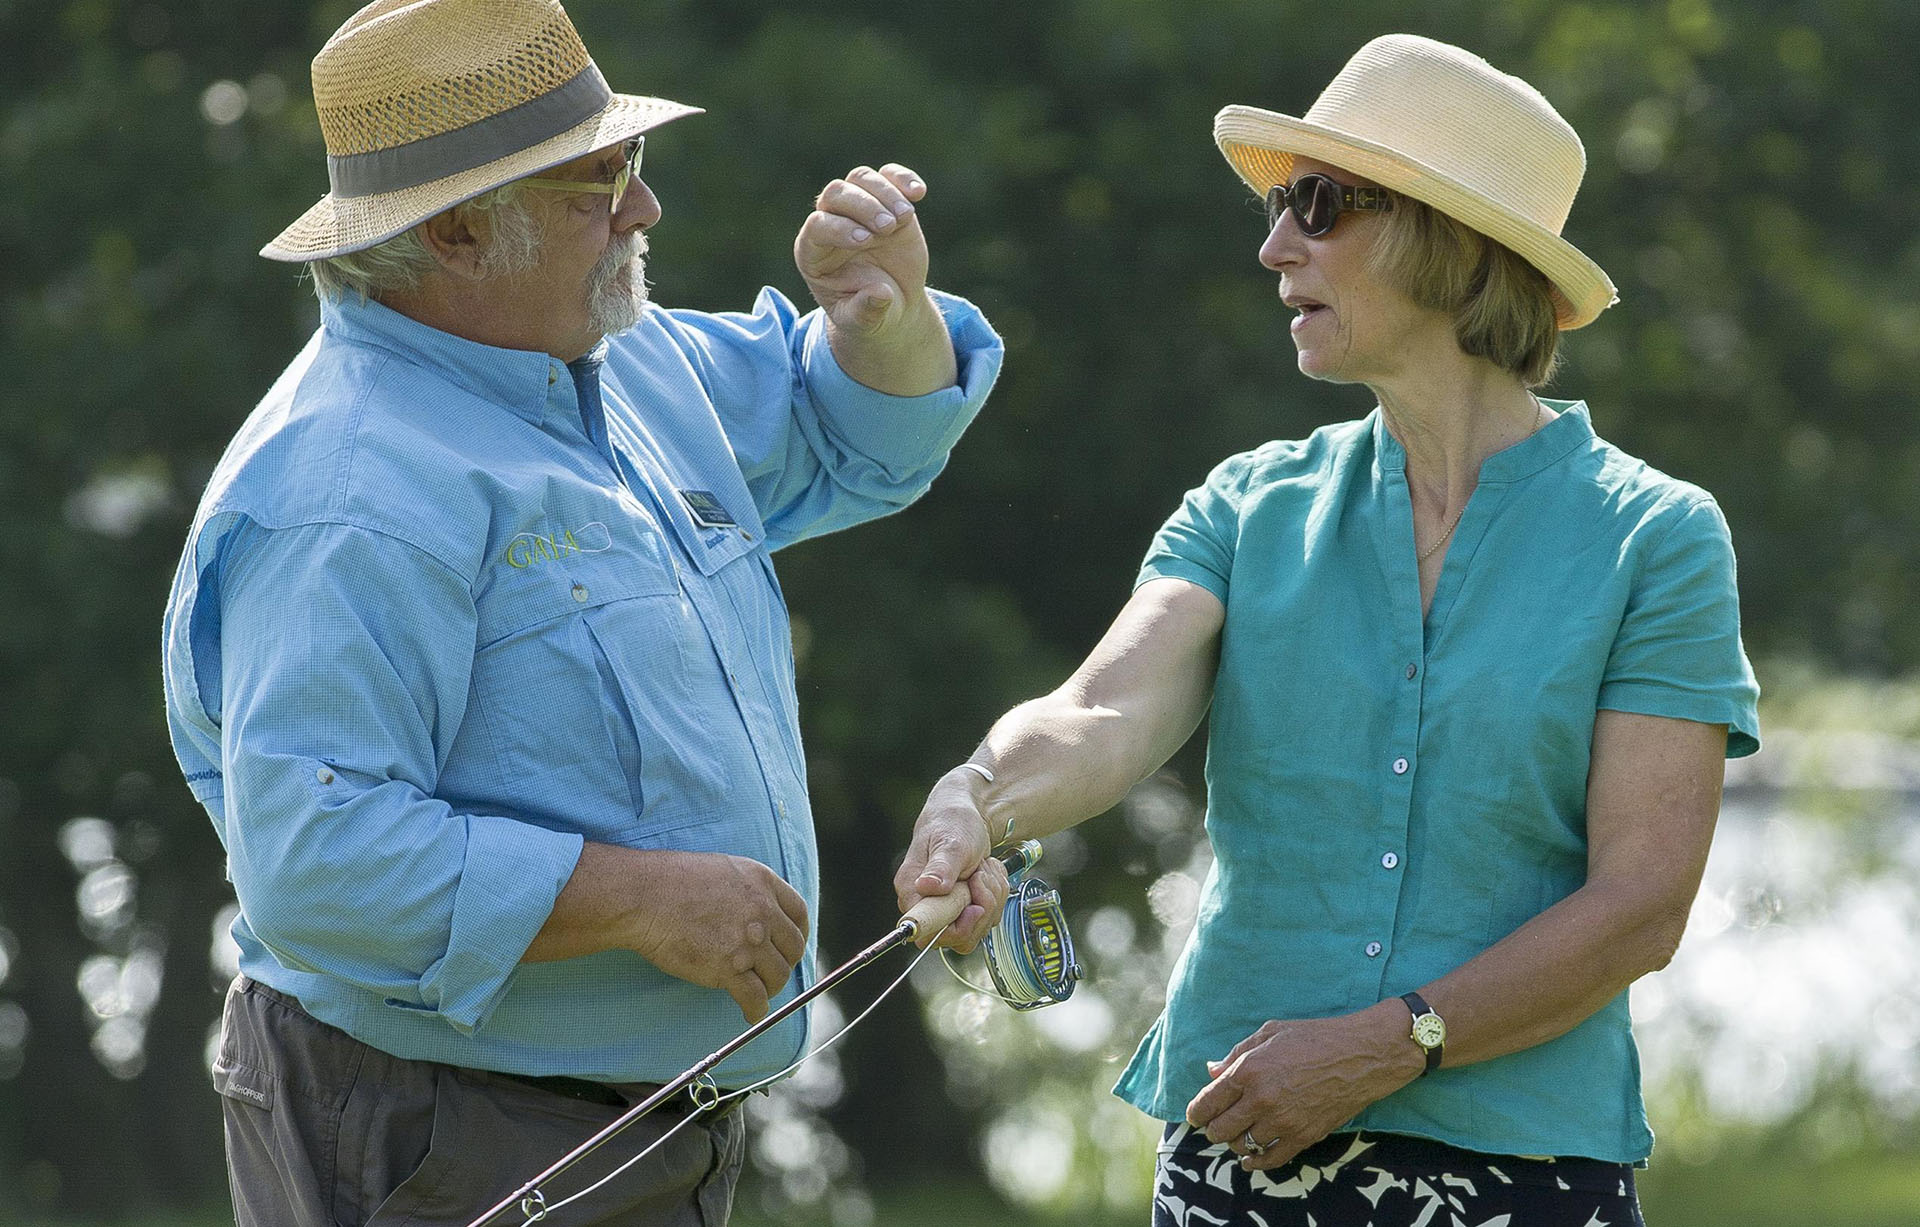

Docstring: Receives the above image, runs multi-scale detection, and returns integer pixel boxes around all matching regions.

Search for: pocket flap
[212,1056,276,1111]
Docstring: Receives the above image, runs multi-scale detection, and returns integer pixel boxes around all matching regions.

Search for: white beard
[585,230,650,336]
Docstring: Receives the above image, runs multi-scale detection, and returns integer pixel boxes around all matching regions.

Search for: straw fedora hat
[263,0,701,262]
[1214,34,1618,329]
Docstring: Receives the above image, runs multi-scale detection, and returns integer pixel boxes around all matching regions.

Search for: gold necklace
[1415,398,1547,565]
[1417,503,1465,562]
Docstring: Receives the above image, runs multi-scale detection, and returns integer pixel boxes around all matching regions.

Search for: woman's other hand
[1185,1004,1423,1170]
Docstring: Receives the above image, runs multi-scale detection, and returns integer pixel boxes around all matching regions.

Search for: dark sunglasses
[1265,173,1393,237]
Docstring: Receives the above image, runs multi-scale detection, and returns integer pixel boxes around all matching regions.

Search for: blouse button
[1365,941,1383,958]
[1392,757,1410,775]
[572,583,589,602]
[1405,663,1418,680]
[315,768,334,785]
[1381,852,1400,870]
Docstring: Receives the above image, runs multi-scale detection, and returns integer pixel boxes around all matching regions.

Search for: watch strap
[1400,991,1444,1075]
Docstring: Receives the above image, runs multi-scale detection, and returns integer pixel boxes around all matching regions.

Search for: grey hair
[307,181,546,302]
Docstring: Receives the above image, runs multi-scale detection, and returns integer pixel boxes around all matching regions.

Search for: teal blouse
[1112,402,1759,1163]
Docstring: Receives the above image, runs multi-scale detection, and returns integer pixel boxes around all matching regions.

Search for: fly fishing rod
[467,839,1079,1227]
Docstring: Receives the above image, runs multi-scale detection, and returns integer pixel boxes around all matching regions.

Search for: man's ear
[417,206,488,281]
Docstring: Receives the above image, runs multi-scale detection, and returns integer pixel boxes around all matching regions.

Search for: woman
[899,34,1759,1226]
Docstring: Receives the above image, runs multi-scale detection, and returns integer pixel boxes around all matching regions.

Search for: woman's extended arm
[1188,708,1728,1168]
[894,577,1225,943]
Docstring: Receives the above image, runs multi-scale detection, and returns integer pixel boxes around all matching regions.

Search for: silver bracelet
[953,762,1013,845]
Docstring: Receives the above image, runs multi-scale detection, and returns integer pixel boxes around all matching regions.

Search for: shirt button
[1392,757,1410,775]
[316,768,334,785]
[549,366,559,385]
[1381,852,1400,870]
[1365,941,1383,958]
[571,583,589,602]
[1405,663,1418,680]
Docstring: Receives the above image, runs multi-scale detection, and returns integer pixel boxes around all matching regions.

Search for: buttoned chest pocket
[469,518,720,843]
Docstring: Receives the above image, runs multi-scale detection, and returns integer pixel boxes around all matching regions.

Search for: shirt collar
[1372,399,1596,483]
[319,293,561,425]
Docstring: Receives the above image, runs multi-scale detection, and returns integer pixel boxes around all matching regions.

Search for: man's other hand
[794,162,931,339]
[529,845,808,1025]
[629,851,810,1024]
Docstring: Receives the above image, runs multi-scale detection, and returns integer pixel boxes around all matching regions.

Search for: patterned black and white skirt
[1153,1124,1645,1227]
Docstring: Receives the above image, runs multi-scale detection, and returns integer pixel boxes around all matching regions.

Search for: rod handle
[901,884,972,944]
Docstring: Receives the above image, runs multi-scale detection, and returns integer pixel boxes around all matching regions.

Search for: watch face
[1412,1014,1446,1049]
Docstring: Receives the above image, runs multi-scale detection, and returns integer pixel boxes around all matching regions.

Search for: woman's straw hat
[263,0,700,262]
[1214,34,1618,329]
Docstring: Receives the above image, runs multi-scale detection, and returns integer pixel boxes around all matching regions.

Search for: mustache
[598,230,647,272]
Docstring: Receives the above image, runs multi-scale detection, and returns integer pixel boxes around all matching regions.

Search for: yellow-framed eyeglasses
[521,136,643,214]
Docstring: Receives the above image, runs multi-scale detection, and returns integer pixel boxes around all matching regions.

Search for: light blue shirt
[162,288,1002,1084]
[1113,404,1759,1162]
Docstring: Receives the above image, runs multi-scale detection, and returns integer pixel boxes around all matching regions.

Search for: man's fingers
[774,877,810,932]
[850,286,896,330]
[801,211,879,250]
[753,944,794,998]
[845,165,915,220]
[815,178,901,234]
[728,974,771,1025]
[770,915,806,967]
[877,163,926,199]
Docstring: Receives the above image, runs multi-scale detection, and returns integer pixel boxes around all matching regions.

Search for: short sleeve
[1136,451,1255,602]
[1598,496,1761,758]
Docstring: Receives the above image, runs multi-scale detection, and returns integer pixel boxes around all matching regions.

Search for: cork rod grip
[901,885,972,943]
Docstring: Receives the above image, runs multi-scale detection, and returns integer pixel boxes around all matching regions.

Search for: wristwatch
[1400,992,1446,1076]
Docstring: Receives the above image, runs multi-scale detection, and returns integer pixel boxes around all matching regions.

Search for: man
[160,0,1003,1222]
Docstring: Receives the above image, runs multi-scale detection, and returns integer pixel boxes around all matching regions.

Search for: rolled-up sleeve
[214,518,581,1033]
[1598,495,1761,758]
[658,287,1003,549]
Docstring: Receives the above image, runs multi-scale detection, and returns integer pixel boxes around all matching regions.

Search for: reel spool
[945,839,1082,1010]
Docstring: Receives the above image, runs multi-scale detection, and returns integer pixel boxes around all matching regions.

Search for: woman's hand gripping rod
[464,844,1037,1227]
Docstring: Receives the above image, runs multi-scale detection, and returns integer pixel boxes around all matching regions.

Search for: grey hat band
[326,64,613,199]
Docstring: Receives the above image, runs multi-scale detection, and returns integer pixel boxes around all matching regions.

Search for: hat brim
[1214,105,1618,330]
[262,93,702,262]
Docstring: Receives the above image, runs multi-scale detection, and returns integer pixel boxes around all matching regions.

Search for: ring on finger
[1240,1129,1266,1157]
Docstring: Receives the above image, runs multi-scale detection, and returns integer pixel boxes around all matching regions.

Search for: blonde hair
[307,181,545,302]
[1367,193,1563,386]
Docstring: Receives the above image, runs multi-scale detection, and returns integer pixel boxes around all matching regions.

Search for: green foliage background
[1,0,1917,1219]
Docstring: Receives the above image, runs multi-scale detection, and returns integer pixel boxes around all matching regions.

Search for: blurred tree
[1,0,1916,1217]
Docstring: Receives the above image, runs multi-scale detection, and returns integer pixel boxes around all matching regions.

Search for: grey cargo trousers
[214,976,746,1226]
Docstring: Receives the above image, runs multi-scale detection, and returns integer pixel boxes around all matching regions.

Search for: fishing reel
[943,839,1082,1010]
